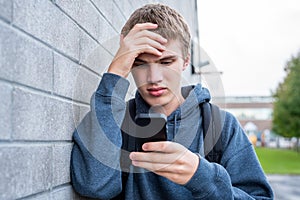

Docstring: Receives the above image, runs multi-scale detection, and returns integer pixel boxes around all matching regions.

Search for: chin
[146,95,175,108]
[141,94,165,106]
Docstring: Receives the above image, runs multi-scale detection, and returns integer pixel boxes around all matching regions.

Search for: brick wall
[0,0,200,199]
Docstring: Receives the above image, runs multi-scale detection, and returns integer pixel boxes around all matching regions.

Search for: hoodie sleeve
[70,73,130,199]
[184,112,274,200]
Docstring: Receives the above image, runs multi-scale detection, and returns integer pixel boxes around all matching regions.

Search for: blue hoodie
[71,73,274,199]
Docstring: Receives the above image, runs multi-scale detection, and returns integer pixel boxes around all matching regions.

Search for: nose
[147,63,163,83]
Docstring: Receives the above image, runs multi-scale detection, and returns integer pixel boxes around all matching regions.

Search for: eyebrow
[134,55,178,63]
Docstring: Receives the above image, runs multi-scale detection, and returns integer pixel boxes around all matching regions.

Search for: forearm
[184,157,233,199]
[71,130,122,199]
[71,73,130,199]
[185,147,273,200]
[184,112,273,200]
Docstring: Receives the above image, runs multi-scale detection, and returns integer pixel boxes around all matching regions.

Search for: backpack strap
[121,99,136,153]
[117,99,136,200]
[201,102,223,163]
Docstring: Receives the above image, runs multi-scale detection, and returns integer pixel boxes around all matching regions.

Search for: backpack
[116,99,224,199]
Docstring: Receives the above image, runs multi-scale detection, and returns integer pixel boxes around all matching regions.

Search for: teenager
[71,4,273,199]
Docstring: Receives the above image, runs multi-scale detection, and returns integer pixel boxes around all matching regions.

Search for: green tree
[272,51,300,150]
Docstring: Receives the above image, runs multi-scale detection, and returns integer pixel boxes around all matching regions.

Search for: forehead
[137,39,184,62]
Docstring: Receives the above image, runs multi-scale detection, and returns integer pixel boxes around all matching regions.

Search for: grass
[255,147,300,174]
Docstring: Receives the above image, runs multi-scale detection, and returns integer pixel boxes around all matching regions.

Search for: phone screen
[134,113,167,151]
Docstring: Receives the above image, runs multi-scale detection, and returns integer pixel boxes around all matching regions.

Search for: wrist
[107,68,129,78]
[107,63,130,78]
[107,55,135,78]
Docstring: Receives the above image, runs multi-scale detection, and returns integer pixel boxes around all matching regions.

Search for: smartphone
[134,113,167,151]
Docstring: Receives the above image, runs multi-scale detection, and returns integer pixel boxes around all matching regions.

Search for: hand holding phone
[134,113,167,151]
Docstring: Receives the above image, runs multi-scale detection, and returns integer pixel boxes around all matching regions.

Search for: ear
[182,53,191,71]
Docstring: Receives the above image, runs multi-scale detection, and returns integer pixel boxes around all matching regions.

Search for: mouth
[147,87,167,97]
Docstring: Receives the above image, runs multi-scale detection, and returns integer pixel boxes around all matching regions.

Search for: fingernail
[129,153,134,160]
[142,144,148,150]
[157,51,163,56]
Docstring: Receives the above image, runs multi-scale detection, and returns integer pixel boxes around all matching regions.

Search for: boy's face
[131,39,189,113]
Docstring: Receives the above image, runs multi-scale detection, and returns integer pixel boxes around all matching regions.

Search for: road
[267,175,300,200]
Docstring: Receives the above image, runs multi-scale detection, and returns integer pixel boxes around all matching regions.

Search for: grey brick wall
[0,0,200,199]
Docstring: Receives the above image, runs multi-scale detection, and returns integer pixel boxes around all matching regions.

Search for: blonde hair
[121,4,191,58]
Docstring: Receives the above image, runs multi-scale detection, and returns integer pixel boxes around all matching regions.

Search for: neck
[160,95,185,116]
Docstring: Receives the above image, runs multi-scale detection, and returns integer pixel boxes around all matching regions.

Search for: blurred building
[216,96,273,131]
[213,96,274,146]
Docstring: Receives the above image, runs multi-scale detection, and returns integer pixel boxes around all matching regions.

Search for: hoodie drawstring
[173,115,177,141]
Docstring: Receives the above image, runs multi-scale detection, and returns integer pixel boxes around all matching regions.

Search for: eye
[160,60,173,65]
[133,62,146,67]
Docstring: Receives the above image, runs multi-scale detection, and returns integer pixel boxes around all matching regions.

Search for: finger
[135,45,163,57]
[132,159,187,174]
[132,23,159,31]
[134,30,168,44]
[154,171,188,185]
[133,160,195,185]
[130,151,179,164]
[132,160,173,172]
[134,37,166,51]
[126,23,158,38]
[116,44,163,59]
[142,141,183,153]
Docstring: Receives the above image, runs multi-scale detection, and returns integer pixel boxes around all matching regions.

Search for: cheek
[132,68,147,88]
[162,67,181,81]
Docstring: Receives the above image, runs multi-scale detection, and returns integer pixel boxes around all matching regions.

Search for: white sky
[198,0,300,96]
